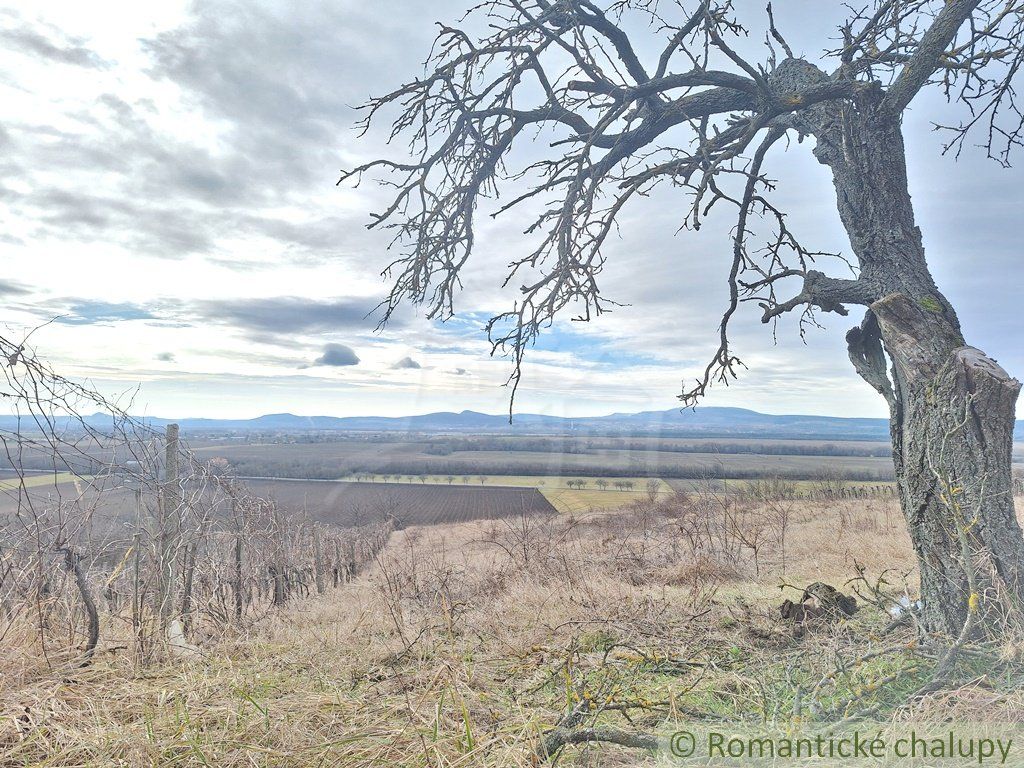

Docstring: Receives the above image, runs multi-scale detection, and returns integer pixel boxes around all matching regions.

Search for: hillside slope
[5,496,1023,766]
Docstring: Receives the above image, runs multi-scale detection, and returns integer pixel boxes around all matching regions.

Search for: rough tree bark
[786,59,1024,635]
[871,296,1023,635]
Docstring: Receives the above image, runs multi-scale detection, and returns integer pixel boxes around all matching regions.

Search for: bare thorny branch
[341,0,1022,413]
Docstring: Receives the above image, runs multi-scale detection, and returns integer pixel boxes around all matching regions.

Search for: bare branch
[882,0,986,114]
[344,0,1019,409]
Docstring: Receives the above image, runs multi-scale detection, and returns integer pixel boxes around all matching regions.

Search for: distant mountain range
[7,407,1020,442]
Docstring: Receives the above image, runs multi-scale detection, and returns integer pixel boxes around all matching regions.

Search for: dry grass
[3,495,1023,767]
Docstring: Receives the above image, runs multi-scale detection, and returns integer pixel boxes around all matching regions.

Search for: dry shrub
[660,554,742,588]
[4,488,1014,767]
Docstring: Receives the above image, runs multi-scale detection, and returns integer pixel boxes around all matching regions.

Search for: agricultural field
[664,476,899,495]
[0,473,561,532]
[0,478,144,552]
[242,479,557,527]
[0,471,84,490]
[190,434,908,481]
[334,474,674,513]
[0,459,917,538]
[0,470,652,535]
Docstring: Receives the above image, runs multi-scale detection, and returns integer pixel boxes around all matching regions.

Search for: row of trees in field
[256,457,894,482]
[422,435,895,458]
[0,335,391,670]
[347,472,491,485]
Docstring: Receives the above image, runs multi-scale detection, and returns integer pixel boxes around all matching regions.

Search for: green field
[0,472,83,490]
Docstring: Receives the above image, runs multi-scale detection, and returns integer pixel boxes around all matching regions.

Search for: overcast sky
[0,1,1020,419]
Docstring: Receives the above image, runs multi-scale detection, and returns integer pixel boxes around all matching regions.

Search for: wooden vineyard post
[313,524,326,595]
[157,423,181,626]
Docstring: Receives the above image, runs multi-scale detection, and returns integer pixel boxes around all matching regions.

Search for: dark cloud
[1,101,386,264]
[195,296,386,336]
[23,293,394,342]
[391,356,421,369]
[0,279,31,298]
[2,53,331,260]
[0,25,107,68]
[248,216,344,250]
[7,186,217,257]
[313,343,359,367]
[0,2,460,270]
[156,352,176,362]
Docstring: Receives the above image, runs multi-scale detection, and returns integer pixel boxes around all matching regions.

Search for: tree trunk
[812,99,1024,635]
[869,294,1024,635]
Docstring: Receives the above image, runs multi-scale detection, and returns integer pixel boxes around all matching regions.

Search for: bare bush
[0,332,392,677]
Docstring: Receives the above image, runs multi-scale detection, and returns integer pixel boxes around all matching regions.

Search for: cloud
[138,1,386,203]
[0,25,108,68]
[156,352,176,362]
[0,18,368,262]
[313,343,359,367]
[22,294,396,343]
[391,356,421,369]
[194,296,386,336]
[0,279,31,298]
[0,1,1019,420]
[6,182,219,257]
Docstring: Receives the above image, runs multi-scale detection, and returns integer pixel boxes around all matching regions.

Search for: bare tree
[345,0,1024,635]
[645,478,661,503]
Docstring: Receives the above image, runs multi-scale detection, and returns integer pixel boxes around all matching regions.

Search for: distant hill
[6,407,1019,442]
